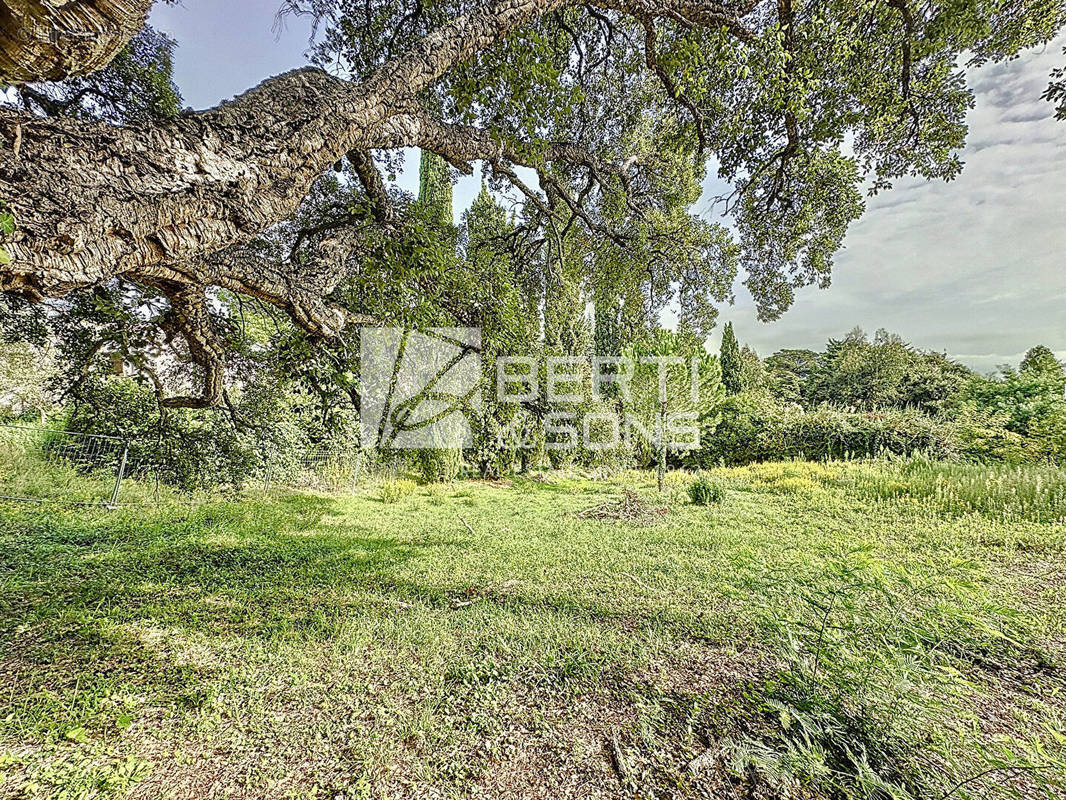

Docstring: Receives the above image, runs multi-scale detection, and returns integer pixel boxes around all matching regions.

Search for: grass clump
[687,473,725,505]
[380,477,417,503]
[721,545,1066,799]
[837,456,1066,524]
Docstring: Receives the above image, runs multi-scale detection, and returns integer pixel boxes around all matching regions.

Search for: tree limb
[347,150,395,226]
[154,283,226,409]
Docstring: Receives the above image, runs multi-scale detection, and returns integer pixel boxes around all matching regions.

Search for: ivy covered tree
[461,184,546,474]
[542,226,593,359]
[2,0,1064,406]
[461,183,540,353]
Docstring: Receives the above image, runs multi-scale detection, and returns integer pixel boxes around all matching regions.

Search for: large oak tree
[0,0,1063,405]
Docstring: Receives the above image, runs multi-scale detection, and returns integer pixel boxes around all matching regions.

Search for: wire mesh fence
[0,422,376,507]
[261,444,367,493]
[0,423,145,506]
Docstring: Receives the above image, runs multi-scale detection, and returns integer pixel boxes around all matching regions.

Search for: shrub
[468,405,543,477]
[1031,406,1066,465]
[414,448,463,483]
[381,478,417,503]
[693,393,974,468]
[55,375,344,491]
[691,392,770,466]
[49,378,254,490]
[931,405,1031,465]
[688,473,724,505]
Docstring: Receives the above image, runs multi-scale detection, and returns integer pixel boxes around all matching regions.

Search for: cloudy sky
[150,2,1065,373]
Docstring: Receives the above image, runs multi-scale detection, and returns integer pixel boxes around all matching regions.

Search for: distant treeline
[1,324,1062,487]
[707,325,1065,467]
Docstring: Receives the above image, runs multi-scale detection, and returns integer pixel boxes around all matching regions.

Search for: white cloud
[709,34,1066,371]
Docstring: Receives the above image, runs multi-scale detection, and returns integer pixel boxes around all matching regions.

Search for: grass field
[1,459,1064,799]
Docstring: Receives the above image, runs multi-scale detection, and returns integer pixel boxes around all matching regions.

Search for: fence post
[109,443,129,507]
[657,398,667,493]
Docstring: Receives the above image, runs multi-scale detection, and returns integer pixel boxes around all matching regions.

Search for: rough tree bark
[1,68,385,308]
[0,0,753,301]
[0,0,154,84]
[0,0,755,403]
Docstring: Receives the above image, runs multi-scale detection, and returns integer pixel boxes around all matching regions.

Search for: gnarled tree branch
[347,150,395,226]
[155,282,226,409]
[1,0,757,309]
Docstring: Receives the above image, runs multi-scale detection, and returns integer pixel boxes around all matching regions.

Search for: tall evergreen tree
[592,289,623,401]
[462,183,538,353]
[1020,345,1064,377]
[739,345,767,394]
[593,292,621,359]
[720,323,743,396]
[541,224,591,358]
[417,150,453,228]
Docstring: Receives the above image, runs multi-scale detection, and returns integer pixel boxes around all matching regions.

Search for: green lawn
[1,461,1064,799]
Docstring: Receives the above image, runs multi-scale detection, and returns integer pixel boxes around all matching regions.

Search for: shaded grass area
[0,460,1064,798]
[0,429,221,507]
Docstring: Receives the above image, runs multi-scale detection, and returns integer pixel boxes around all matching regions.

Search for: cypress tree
[417,150,453,227]
[721,322,743,395]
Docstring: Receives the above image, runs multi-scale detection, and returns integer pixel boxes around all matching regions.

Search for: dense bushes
[42,330,1066,486]
[56,376,349,491]
[694,394,954,466]
[749,333,1066,469]
[690,393,1049,468]
[948,407,1034,464]
[414,448,463,483]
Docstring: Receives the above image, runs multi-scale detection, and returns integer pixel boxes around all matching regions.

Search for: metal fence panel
[0,422,373,507]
